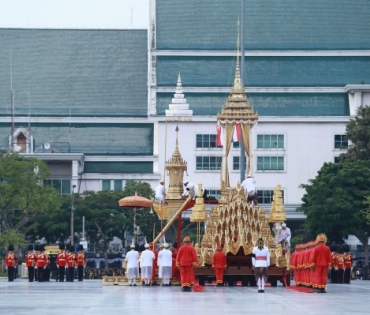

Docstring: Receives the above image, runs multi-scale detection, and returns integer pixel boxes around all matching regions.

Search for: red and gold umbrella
[118,192,152,242]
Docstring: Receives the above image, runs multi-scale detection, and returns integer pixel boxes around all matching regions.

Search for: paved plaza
[0,278,369,315]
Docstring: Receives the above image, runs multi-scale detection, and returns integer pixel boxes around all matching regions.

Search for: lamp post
[71,184,76,246]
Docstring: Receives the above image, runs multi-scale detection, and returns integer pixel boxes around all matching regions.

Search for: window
[196,134,217,148]
[257,156,284,171]
[233,141,240,148]
[257,135,284,149]
[257,190,284,204]
[45,179,71,196]
[196,156,222,170]
[233,156,247,171]
[334,135,348,149]
[334,157,340,164]
[102,180,111,191]
[114,180,123,191]
[207,189,221,199]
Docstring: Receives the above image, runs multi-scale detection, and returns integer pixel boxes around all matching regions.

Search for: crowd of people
[84,267,125,279]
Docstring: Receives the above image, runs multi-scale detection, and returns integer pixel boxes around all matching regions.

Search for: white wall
[0,0,149,29]
[158,119,348,205]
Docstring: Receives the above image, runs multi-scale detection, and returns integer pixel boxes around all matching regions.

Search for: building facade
[1,0,370,223]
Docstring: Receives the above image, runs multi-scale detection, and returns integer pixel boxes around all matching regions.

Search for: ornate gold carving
[190,183,207,222]
[268,184,287,223]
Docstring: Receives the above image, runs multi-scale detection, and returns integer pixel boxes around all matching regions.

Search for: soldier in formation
[5,245,18,282]
[26,245,36,282]
[76,245,87,281]
[290,234,332,293]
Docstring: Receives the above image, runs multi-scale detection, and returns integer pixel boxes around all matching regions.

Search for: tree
[0,229,26,250]
[340,105,370,162]
[299,161,370,264]
[0,151,61,234]
[26,196,72,244]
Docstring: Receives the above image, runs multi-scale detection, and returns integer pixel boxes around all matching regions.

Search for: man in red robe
[149,242,159,285]
[176,236,198,292]
[312,234,331,293]
[170,246,180,285]
[212,245,226,286]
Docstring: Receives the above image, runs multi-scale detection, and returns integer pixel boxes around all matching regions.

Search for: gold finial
[235,17,241,81]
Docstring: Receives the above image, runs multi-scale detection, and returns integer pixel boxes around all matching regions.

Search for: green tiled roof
[0,123,154,155]
[157,56,370,87]
[0,29,147,117]
[84,162,153,174]
[157,93,349,116]
[157,0,370,50]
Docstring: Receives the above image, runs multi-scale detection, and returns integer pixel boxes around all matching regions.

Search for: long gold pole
[153,195,192,245]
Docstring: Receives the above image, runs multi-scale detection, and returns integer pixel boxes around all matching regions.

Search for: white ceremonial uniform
[182,182,198,199]
[252,246,270,268]
[140,249,155,279]
[125,250,139,279]
[158,249,172,282]
[155,184,166,203]
[278,227,291,248]
[241,177,256,196]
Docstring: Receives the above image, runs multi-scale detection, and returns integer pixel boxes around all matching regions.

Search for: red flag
[232,123,242,142]
[216,122,223,147]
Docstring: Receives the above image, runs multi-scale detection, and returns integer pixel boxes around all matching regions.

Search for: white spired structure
[165,74,193,120]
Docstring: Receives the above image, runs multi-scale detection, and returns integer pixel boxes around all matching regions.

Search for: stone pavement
[0,279,369,315]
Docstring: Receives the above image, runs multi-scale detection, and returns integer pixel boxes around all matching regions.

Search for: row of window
[196,134,348,149]
[196,155,285,171]
[206,189,283,204]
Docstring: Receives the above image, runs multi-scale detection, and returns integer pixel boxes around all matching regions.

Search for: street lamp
[71,184,76,246]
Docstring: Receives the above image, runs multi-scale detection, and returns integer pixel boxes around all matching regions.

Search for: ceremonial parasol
[119,192,152,243]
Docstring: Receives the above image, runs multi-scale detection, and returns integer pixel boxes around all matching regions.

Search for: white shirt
[155,184,166,200]
[125,250,139,268]
[278,227,291,243]
[252,246,270,268]
[140,249,155,267]
[241,177,256,195]
[182,182,198,199]
[158,249,172,267]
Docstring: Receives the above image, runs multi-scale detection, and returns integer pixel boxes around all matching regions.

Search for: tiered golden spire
[165,126,187,199]
[268,184,287,223]
[217,19,258,123]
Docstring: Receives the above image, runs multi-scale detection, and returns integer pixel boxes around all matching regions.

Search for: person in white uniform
[180,182,198,200]
[252,238,270,293]
[140,244,155,286]
[277,222,291,251]
[125,244,139,286]
[241,174,258,206]
[155,180,168,204]
[158,243,173,286]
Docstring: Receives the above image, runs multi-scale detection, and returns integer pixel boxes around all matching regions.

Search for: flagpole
[240,0,246,182]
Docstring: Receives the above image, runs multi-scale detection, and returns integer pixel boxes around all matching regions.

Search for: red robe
[176,243,198,287]
[150,247,158,283]
[312,244,331,290]
[171,249,180,283]
[212,251,227,284]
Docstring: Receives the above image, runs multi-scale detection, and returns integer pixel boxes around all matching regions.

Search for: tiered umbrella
[119,192,152,243]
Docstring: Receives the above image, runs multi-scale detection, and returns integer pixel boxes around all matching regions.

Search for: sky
[0,0,149,29]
